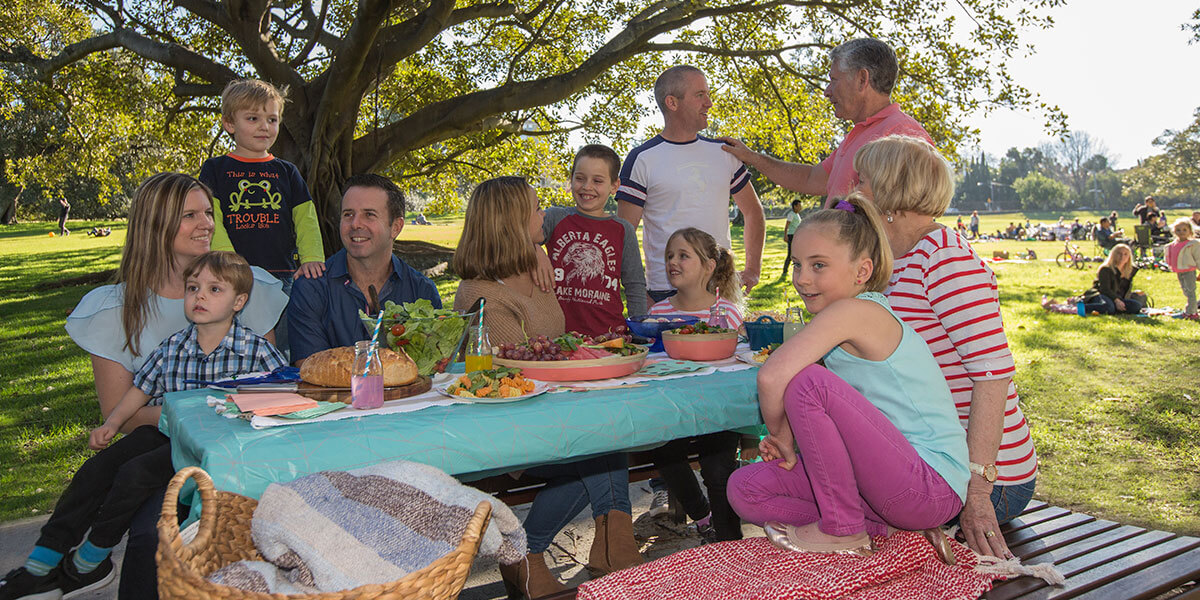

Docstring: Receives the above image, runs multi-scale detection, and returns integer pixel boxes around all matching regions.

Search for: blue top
[66,267,287,373]
[133,318,286,405]
[822,292,970,501]
[287,249,442,362]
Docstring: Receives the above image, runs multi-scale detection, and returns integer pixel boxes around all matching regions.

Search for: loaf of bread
[299,346,419,387]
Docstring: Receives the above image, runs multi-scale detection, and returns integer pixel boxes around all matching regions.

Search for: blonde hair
[118,173,213,356]
[1102,243,1133,279]
[853,135,953,217]
[220,79,287,122]
[797,192,893,292]
[664,227,743,308]
[1172,217,1195,240]
[182,251,254,299]
[452,176,539,280]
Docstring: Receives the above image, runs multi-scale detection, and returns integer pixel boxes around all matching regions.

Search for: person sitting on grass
[1080,244,1143,315]
[1165,218,1200,318]
[0,251,285,600]
[1094,217,1131,251]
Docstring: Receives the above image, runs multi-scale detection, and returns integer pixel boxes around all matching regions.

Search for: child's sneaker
[59,557,113,599]
[693,513,718,545]
[647,489,670,517]
[0,567,61,600]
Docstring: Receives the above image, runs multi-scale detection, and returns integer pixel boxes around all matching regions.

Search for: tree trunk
[1,185,24,225]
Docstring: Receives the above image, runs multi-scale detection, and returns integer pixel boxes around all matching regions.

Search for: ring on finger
[985,530,996,538]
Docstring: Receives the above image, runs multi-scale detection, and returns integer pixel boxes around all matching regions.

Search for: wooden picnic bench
[473,491,1198,600]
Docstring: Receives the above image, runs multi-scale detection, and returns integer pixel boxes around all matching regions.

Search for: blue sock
[24,546,62,576]
[72,540,111,574]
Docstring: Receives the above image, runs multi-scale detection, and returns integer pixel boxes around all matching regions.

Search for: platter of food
[294,345,431,402]
[435,368,552,403]
[492,331,649,381]
[661,323,739,361]
[735,343,778,366]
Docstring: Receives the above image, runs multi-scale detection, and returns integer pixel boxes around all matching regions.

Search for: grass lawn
[1,213,1197,536]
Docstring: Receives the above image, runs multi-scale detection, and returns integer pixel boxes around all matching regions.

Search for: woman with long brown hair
[452,176,641,598]
[64,173,286,598]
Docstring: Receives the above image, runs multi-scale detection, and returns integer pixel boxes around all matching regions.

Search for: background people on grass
[287,174,440,366]
[62,173,287,598]
[719,38,932,204]
[452,176,641,598]
[616,64,764,303]
[1080,244,1143,315]
[854,135,1038,559]
[727,193,966,562]
[1165,218,1200,317]
[1095,217,1131,251]
[542,144,647,336]
[781,199,803,277]
[57,198,71,236]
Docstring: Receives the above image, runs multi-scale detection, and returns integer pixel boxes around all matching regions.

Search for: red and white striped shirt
[648,297,745,329]
[885,226,1037,484]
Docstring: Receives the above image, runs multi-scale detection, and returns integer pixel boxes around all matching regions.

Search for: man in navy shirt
[287,174,441,365]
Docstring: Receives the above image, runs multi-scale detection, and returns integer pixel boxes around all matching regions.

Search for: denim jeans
[1084,295,1142,315]
[991,478,1037,524]
[522,454,632,554]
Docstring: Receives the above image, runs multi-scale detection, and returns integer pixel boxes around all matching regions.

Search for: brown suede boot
[587,510,645,576]
[499,552,566,599]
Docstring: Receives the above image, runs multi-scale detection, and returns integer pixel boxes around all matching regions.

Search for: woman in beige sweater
[451,176,641,598]
[452,176,565,344]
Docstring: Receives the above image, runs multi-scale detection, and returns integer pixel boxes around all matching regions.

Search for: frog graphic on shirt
[227,179,283,212]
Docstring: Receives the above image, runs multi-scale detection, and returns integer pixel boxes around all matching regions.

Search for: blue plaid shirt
[132,318,286,405]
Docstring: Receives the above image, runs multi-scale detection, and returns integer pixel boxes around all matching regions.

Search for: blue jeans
[522,454,632,553]
[1084,295,1142,315]
[992,478,1037,524]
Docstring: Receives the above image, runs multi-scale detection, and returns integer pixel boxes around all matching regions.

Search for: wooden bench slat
[1002,512,1098,554]
[1006,518,1123,561]
[1002,507,1075,535]
[985,526,1162,600]
[1074,545,1200,600]
[1044,535,1199,599]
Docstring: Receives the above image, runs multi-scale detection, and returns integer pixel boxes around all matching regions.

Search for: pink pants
[727,365,962,537]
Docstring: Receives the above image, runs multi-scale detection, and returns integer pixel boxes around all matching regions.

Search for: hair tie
[834,199,856,213]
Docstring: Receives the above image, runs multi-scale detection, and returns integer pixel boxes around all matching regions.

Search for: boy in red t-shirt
[541,145,647,336]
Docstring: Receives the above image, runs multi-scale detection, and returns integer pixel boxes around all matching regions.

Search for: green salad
[359,299,469,376]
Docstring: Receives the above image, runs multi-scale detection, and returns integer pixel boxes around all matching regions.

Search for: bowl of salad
[661,323,738,361]
[359,299,477,377]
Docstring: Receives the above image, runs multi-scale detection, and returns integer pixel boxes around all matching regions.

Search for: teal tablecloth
[160,368,762,500]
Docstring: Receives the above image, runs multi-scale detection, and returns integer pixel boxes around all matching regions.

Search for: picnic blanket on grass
[206,460,526,594]
[578,532,1002,600]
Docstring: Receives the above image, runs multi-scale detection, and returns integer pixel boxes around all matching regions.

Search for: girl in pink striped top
[854,135,1038,560]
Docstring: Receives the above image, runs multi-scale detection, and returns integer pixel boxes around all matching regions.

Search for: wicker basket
[157,466,492,600]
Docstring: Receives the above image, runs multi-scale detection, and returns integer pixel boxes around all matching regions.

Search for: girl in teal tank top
[727,193,967,562]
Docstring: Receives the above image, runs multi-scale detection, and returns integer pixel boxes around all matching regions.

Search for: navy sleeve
[287,276,334,363]
[283,160,315,209]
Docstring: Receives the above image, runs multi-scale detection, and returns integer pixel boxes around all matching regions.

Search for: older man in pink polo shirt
[722,38,932,205]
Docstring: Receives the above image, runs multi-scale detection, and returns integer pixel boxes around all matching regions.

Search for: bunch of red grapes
[495,326,633,361]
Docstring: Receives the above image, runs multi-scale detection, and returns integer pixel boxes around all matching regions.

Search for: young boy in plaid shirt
[0,251,285,600]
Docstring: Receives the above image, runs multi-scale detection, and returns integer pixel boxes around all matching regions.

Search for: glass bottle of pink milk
[351,340,385,409]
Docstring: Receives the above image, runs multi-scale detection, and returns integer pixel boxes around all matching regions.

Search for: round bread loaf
[299,346,419,387]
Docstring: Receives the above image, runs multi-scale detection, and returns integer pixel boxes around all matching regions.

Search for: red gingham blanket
[578,531,1001,600]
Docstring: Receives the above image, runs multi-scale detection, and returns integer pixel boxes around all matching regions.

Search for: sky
[962,1,1200,169]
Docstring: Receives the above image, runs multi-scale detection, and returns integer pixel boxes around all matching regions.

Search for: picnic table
[159,364,762,500]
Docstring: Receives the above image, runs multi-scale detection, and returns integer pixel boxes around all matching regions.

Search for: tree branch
[644,41,823,58]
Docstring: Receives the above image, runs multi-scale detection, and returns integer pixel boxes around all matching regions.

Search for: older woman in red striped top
[853,135,1037,559]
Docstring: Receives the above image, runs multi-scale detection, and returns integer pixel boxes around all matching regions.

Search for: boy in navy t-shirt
[200,79,325,283]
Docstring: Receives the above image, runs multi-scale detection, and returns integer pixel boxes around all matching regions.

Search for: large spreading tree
[2,0,1064,249]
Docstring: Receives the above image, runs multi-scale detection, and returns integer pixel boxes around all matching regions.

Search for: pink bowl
[661,331,738,361]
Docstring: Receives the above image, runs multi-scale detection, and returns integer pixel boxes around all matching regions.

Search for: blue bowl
[743,315,784,350]
[626,315,701,352]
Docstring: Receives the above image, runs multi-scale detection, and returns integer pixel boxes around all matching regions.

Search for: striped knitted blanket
[206,460,526,594]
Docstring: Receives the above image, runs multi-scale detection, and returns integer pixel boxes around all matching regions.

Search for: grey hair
[654,65,704,113]
[829,38,898,95]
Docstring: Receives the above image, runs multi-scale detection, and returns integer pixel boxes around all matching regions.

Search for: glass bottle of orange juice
[465,324,493,373]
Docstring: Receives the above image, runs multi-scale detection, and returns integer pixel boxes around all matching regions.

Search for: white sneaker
[647,490,669,517]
